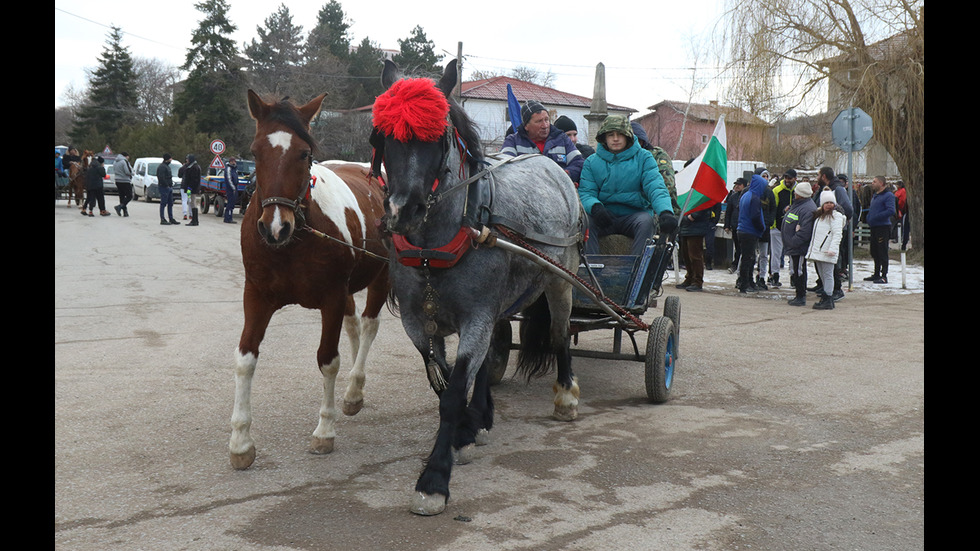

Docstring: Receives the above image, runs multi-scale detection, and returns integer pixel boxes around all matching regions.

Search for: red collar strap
[392,226,472,268]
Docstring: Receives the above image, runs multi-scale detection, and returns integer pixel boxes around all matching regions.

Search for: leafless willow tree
[719,0,924,254]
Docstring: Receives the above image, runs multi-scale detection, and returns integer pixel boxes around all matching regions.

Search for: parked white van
[132,157,183,202]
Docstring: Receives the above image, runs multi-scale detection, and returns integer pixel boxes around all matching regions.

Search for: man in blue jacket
[500,100,584,184]
[222,157,239,224]
[577,115,677,257]
[735,174,768,293]
[865,176,896,284]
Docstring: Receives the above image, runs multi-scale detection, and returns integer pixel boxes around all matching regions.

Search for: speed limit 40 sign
[210,139,226,155]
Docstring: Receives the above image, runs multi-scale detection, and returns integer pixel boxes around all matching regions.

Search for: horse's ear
[438,59,458,98]
[298,93,327,125]
[381,59,400,90]
[247,89,268,121]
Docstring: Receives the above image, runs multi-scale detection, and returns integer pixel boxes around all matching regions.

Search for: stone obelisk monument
[584,62,608,148]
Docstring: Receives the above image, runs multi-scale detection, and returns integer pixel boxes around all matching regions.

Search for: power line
[56,7,185,53]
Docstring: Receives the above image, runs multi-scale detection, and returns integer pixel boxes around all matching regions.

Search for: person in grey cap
[500,100,584,183]
[781,182,817,306]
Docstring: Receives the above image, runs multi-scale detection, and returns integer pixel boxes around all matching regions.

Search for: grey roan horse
[371,59,585,515]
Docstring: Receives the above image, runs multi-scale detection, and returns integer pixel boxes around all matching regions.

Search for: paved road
[55,196,924,550]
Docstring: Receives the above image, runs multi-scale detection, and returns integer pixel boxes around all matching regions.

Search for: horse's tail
[516,294,558,381]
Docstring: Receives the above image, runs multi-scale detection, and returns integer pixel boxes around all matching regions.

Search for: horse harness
[370,125,584,270]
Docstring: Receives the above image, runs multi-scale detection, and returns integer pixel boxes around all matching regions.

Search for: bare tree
[719,0,924,254]
[132,57,183,124]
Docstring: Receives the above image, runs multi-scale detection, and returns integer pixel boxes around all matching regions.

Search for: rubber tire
[487,320,512,386]
[201,195,211,214]
[645,316,675,404]
[663,295,681,359]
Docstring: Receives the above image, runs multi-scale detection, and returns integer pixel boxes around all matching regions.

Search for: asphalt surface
[55,195,924,550]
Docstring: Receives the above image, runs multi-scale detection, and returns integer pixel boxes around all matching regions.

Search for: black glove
[658,211,678,234]
[591,204,614,229]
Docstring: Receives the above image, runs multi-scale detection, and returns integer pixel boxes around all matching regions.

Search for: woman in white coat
[806,188,845,310]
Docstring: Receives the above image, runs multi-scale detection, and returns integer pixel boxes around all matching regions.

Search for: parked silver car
[102,163,117,194]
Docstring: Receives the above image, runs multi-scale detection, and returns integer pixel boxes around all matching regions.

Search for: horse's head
[246,89,326,248]
[81,150,94,168]
[372,60,469,235]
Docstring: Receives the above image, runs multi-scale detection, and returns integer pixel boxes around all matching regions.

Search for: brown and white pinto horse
[229,90,390,470]
[67,150,92,207]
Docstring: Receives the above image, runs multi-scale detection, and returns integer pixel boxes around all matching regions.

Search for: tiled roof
[461,76,635,113]
[641,100,771,127]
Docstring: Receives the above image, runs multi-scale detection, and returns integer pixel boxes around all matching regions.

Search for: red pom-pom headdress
[372,78,450,143]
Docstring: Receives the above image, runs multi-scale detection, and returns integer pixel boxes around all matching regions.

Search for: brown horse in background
[228,90,390,470]
[66,150,92,207]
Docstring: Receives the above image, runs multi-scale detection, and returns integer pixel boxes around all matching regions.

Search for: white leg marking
[552,376,581,421]
[230,350,258,456]
[313,356,341,442]
[343,316,379,413]
[343,314,360,360]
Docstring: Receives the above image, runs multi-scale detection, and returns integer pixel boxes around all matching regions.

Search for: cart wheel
[201,196,211,214]
[663,295,681,359]
[487,320,512,385]
[645,316,676,403]
[215,196,225,215]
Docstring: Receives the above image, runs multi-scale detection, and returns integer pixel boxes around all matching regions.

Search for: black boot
[812,295,835,310]
[186,208,199,226]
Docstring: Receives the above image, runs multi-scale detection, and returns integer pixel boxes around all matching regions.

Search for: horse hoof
[454,443,476,465]
[230,447,256,470]
[410,492,447,516]
[475,428,491,446]
[552,405,578,422]
[310,436,335,454]
[342,399,363,416]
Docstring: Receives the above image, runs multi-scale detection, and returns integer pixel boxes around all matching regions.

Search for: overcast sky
[55,0,730,116]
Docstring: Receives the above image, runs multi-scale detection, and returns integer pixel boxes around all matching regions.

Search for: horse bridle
[257,146,316,228]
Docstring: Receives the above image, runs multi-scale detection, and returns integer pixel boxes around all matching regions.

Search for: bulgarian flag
[675,115,728,216]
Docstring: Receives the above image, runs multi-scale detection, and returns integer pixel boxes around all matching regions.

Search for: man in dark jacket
[157,153,179,225]
[553,115,595,161]
[723,178,746,273]
[865,176,896,284]
[179,154,202,226]
[222,157,239,224]
[676,207,713,292]
[781,183,818,306]
[82,156,107,217]
[500,100,584,183]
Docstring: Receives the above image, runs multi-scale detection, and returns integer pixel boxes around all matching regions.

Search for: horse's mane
[448,100,485,172]
[267,97,321,156]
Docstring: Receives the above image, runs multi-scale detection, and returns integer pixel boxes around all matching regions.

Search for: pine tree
[392,26,441,77]
[305,1,352,62]
[174,0,249,153]
[71,26,138,147]
[244,3,304,95]
[345,37,385,108]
